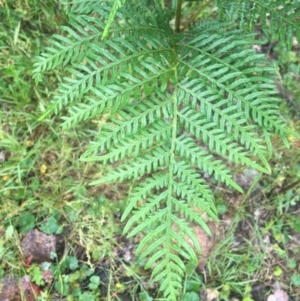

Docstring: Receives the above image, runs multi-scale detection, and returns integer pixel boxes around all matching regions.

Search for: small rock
[234,167,259,190]
[0,277,20,301]
[21,229,56,263]
[0,276,40,301]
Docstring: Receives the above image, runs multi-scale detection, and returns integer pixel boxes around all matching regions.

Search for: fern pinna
[33,0,294,299]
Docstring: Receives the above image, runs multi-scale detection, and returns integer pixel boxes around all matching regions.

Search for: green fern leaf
[34,1,291,299]
[217,0,300,48]
[102,0,126,39]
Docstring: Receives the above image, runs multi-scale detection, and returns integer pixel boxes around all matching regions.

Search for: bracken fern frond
[34,1,291,299]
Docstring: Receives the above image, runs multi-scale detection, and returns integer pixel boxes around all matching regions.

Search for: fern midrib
[89,146,170,184]
[83,96,173,154]
[176,137,242,192]
[178,110,269,173]
[174,161,214,204]
[35,21,167,74]
[122,173,169,220]
[180,38,251,72]
[178,82,267,158]
[171,196,212,233]
[164,58,180,291]
[252,0,300,27]
[126,192,168,233]
[181,40,275,87]
[179,58,284,134]
[94,123,172,164]
[109,25,167,35]
[180,41,275,88]
[53,48,173,112]
[35,30,104,74]
[62,67,173,128]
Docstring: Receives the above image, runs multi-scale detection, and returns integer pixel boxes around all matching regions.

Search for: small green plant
[33,0,299,299]
[50,256,101,299]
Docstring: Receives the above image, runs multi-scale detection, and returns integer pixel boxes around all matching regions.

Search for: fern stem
[168,62,179,205]
[164,60,180,296]
[175,0,182,33]
[181,0,211,31]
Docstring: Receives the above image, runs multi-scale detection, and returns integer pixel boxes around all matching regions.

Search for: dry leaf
[206,288,220,301]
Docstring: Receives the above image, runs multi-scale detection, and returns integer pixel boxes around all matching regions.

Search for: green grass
[1,1,300,300]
